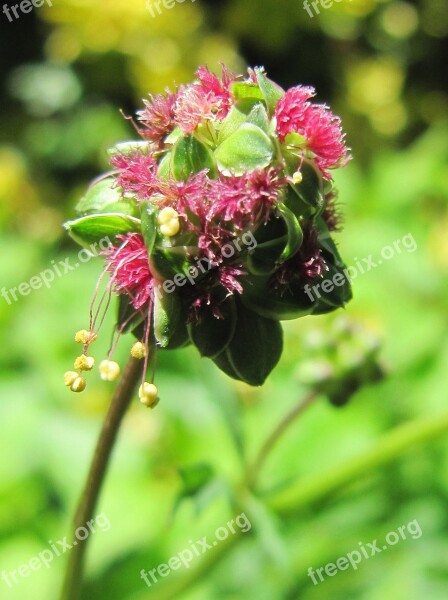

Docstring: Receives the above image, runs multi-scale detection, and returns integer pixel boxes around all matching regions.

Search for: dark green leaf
[189,296,236,358]
[223,302,283,386]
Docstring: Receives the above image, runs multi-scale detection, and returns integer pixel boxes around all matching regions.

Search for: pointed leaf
[171,135,216,180]
[215,123,274,175]
[224,302,283,386]
[64,213,141,248]
[75,177,137,217]
[255,67,285,116]
[189,296,236,358]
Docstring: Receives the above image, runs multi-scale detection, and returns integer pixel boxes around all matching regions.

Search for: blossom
[65,64,353,389]
[137,90,177,146]
[103,233,153,310]
[275,86,350,177]
[174,65,235,133]
[110,150,158,199]
[209,167,287,230]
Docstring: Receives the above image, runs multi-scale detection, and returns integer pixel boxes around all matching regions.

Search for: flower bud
[74,354,95,371]
[99,360,121,381]
[139,382,159,408]
[157,207,180,237]
[64,371,79,387]
[70,377,87,393]
[75,330,97,344]
[131,342,146,359]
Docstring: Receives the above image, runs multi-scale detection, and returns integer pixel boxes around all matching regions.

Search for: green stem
[60,357,142,600]
[247,390,319,488]
[266,411,448,516]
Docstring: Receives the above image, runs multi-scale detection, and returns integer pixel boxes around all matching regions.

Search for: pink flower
[300,104,350,176]
[103,233,154,310]
[110,150,158,200]
[174,65,236,133]
[137,91,177,146]
[174,84,218,134]
[209,167,287,230]
[275,85,317,140]
[275,86,350,177]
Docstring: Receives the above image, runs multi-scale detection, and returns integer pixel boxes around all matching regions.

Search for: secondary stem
[247,390,319,488]
[60,356,142,600]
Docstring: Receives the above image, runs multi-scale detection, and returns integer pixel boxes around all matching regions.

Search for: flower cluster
[64,65,352,398]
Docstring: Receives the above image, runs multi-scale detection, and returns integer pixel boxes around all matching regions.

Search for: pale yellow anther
[99,360,121,382]
[292,170,303,185]
[70,377,87,393]
[64,371,79,387]
[158,207,180,237]
[138,382,159,408]
[75,330,97,344]
[131,342,146,359]
[74,354,95,371]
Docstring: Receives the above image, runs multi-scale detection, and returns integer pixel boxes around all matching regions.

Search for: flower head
[64,65,352,391]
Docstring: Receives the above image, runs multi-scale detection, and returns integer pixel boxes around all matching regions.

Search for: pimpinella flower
[275,85,351,177]
[63,65,353,394]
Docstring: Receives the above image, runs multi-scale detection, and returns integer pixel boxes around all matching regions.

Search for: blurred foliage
[0,0,447,599]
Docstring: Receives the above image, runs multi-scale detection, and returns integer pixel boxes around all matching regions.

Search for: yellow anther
[138,382,159,408]
[70,377,87,393]
[75,330,97,344]
[158,207,180,237]
[74,354,95,371]
[292,170,303,185]
[64,371,79,387]
[99,360,121,381]
[131,342,146,359]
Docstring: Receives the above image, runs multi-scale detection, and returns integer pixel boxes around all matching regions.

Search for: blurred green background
[1,0,448,599]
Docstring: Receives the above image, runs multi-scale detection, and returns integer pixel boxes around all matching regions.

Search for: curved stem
[60,356,142,600]
[247,390,319,488]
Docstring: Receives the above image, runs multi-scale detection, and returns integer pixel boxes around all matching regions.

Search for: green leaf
[241,273,314,320]
[231,81,265,102]
[140,201,158,256]
[220,302,283,386]
[247,207,303,275]
[157,152,172,179]
[153,285,189,348]
[215,123,274,175]
[255,67,285,116]
[246,104,270,133]
[276,203,303,261]
[171,135,216,180]
[288,160,324,215]
[107,141,151,157]
[75,177,138,217]
[188,296,236,358]
[64,213,141,248]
